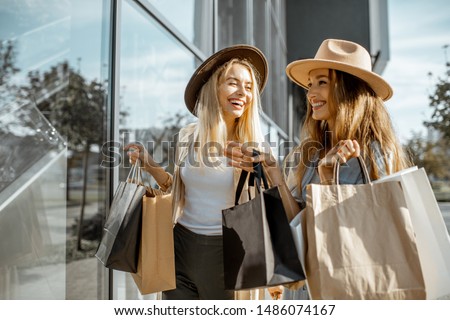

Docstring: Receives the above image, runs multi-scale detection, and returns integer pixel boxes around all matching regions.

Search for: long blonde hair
[290,69,411,190]
[193,58,264,165]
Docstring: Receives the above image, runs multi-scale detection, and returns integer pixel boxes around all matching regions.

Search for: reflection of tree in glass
[24,61,107,251]
[132,111,191,176]
[0,41,64,194]
[161,112,192,173]
[0,40,21,102]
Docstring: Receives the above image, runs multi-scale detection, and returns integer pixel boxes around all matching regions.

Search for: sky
[383,0,450,143]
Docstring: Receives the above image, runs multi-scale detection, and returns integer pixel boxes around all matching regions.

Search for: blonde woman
[125,45,268,300]
[227,39,411,299]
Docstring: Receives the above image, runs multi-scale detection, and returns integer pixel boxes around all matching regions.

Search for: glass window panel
[0,101,67,299]
[279,46,288,132]
[253,1,270,112]
[0,0,70,95]
[270,18,281,127]
[253,1,267,53]
[277,136,288,163]
[0,0,69,300]
[279,0,286,36]
[117,0,198,299]
[63,0,110,300]
[270,125,279,159]
[217,0,249,48]
[261,117,270,143]
[272,0,281,16]
[143,0,213,54]
[0,0,110,300]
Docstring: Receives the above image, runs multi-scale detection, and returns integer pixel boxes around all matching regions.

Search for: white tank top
[178,155,235,235]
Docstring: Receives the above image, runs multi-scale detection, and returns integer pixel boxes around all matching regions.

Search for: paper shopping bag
[131,190,176,294]
[375,167,450,299]
[96,164,145,273]
[222,163,305,290]
[305,158,425,299]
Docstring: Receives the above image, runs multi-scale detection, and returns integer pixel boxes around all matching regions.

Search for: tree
[424,45,450,141]
[406,44,450,182]
[0,40,21,103]
[25,62,106,250]
[404,131,449,180]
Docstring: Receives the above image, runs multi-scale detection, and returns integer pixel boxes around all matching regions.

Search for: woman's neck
[224,117,237,140]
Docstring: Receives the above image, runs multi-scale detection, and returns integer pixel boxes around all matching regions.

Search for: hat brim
[286,59,393,101]
[184,45,268,115]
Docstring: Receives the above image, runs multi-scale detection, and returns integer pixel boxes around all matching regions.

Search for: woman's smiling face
[218,63,253,122]
[307,68,333,124]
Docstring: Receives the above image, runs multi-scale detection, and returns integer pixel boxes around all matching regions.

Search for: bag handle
[252,149,269,191]
[234,170,249,205]
[127,159,143,185]
[233,149,269,205]
[333,156,371,185]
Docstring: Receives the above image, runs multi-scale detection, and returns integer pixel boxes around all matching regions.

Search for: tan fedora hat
[184,44,268,115]
[285,39,393,101]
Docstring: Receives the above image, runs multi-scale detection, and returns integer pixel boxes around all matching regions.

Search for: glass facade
[1,0,292,300]
[1,0,110,299]
[143,0,213,55]
[0,102,66,299]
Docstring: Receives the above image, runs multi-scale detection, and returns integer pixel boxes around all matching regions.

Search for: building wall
[286,0,371,63]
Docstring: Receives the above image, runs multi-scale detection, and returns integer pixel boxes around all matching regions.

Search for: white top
[178,155,235,235]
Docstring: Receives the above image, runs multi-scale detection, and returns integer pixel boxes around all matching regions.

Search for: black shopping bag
[95,163,146,273]
[222,156,305,290]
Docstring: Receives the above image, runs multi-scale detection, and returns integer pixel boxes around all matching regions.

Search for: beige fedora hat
[184,44,268,115]
[285,39,393,101]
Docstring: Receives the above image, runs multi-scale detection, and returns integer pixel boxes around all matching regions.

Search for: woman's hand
[224,141,276,172]
[124,143,171,190]
[225,141,287,186]
[318,139,360,184]
[123,143,160,169]
[124,143,147,166]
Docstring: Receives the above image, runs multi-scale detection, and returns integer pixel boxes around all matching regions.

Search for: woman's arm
[124,143,172,191]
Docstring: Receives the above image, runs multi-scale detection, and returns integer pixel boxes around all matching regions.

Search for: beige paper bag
[305,168,425,299]
[132,192,175,294]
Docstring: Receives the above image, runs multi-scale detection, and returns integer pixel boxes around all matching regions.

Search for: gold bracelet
[158,173,173,192]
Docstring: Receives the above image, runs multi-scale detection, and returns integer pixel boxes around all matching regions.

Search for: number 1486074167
[256,304,336,316]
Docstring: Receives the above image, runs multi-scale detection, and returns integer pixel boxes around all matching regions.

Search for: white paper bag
[375,167,450,299]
